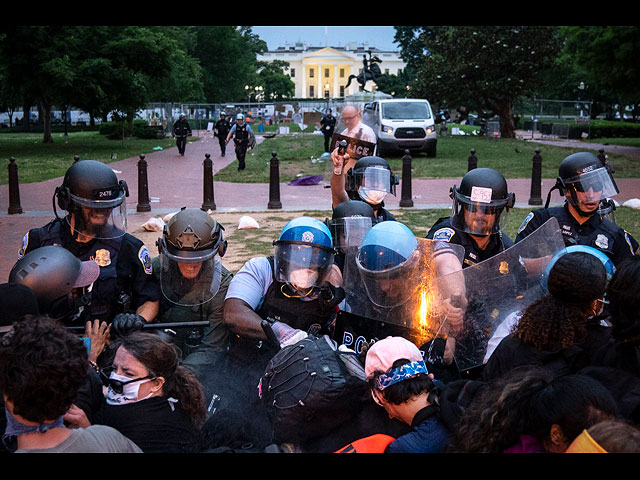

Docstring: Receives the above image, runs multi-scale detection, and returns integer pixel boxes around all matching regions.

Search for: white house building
[257,41,406,99]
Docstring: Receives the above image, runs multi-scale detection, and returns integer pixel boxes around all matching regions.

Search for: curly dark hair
[513,252,606,351]
[453,366,617,453]
[367,358,435,405]
[112,332,207,427]
[605,256,640,337]
[0,315,89,424]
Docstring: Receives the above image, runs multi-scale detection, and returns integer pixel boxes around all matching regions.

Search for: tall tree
[395,26,562,137]
[256,60,295,100]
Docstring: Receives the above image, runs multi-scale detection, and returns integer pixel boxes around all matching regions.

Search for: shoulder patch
[138,246,153,275]
[432,227,455,243]
[517,212,534,234]
[624,231,636,255]
[18,232,29,259]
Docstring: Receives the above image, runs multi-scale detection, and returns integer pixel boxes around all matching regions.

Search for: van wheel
[426,146,436,158]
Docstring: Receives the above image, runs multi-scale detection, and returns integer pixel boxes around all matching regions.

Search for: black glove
[111,313,146,338]
[317,283,346,316]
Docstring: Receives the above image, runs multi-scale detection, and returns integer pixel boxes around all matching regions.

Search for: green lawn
[1,128,638,186]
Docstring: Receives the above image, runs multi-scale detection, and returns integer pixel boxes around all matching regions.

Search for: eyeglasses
[98,368,155,394]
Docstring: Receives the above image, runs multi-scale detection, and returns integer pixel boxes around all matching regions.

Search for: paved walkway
[1,130,639,281]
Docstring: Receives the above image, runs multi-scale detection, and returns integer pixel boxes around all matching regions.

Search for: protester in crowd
[453,367,618,453]
[482,250,609,381]
[98,332,207,453]
[566,419,640,453]
[516,151,638,266]
[0,316,142,453]
[365,336,451,453]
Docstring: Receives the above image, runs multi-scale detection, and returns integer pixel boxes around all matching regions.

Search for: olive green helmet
[158,208,226,261]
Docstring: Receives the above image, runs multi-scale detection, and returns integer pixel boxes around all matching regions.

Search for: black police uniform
[426,216,513,268]
[214,117,231,156]
[320,113,336,152]
[229,123,252,170]
[172,118,192,155]
[515,203,638,266]
[18,218,161,324]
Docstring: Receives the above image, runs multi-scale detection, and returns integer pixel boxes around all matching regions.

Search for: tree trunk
[496,103,516,138]
[38,98,54,144]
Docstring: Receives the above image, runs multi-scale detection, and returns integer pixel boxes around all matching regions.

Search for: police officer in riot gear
[320,109,336,153]
[330,154,398,222]
[516,152,638,266]
[18,160,161,326]
[8,245,100,325]
[214,112,231,157]
[153,208,233,379]
[427,168,515,268]
[172,114,192,156]
[225,113,254,171]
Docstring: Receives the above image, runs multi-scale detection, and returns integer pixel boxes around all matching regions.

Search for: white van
[363,98,437,157]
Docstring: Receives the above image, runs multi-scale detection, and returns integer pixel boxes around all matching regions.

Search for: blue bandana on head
[2,408,65,452]
[375,360,428,391]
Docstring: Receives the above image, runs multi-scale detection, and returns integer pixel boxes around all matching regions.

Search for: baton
[65,321,210,333]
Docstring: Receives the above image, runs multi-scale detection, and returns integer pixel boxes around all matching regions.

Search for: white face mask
[105,372,154,406]
[359,187,387,205]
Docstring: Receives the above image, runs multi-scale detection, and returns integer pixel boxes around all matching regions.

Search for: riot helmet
[8,245,99,322]
[157,208,227,306]
[549,152,618,215]
[327,200,376,251]
[450,168,515,236]
[273,217,336,297]
[347,156,399,206]
[55,160,129,240]
[236,113,245,124]
[355,221,420,308]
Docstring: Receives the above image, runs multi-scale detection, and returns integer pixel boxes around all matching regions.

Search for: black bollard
[8,157,23,214]
[528,149,543,206]
[136,154,151,213]
[467,149,478,171]
[268,151,282,210]
[202,153,216,211]
[73,155,80,163]
[399,149,414,208]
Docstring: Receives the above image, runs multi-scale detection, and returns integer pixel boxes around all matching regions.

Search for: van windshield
[381,102,431,120]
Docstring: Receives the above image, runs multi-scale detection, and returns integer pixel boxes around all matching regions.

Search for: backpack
[259,334,366,444]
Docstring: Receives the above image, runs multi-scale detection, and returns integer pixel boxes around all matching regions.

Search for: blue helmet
[276,217,333,250]
[541,245,616,291]
[357,221,417,272]
[274,217,335,292]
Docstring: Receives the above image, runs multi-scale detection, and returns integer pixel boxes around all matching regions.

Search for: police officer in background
[172,114,192,157]
[516,152,638,266]
[153,208,233,378]
[330,154,398,223]
[213,111,231,157]
[427,168,515,268]
[18,160,161,328]
[320,108,336,153]
[225,113,254,171]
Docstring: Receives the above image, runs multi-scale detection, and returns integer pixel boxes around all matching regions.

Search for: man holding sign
[427,168,516,268]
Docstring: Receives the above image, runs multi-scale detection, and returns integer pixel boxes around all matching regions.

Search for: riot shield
[336,218,565,379]
[435,217,566,375]
[340,235,466,350]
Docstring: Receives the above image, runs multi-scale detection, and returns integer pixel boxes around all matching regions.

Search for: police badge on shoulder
[138,246,153,274]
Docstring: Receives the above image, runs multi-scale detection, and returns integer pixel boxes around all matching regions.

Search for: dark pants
[235,141,248,170]
[218,136,227,156]
[323,131,333,152]
[176,135,187,155]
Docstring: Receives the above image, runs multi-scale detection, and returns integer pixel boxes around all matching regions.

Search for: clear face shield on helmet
[66,190,128,240]
[273,241,336,297]
[327,216,373,253]
[158,238,222,306]
[450,186,512,236]
[357,166,394,205]
[563,167,618,206]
